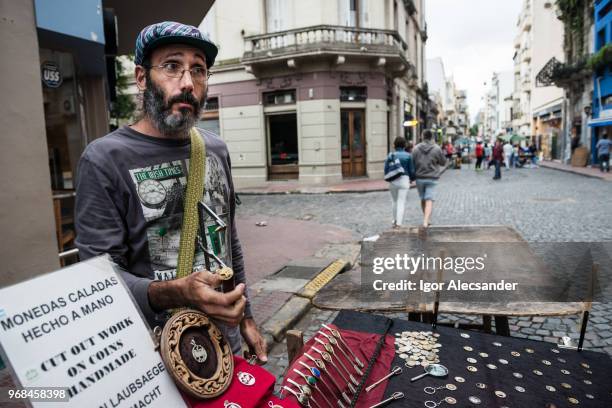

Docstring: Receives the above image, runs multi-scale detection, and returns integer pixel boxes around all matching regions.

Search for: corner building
[200,0,428,187]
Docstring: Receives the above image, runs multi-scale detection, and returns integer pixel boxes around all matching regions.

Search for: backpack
[384,152,405,182]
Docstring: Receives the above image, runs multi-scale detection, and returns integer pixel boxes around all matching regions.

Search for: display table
[331,310,612,408]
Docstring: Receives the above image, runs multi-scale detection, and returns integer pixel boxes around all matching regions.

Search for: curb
[259,253,355,343]
[237,188,387,196]
[539,163,611,181]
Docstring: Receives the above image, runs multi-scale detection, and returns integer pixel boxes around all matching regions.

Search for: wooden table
[314,226,590,338]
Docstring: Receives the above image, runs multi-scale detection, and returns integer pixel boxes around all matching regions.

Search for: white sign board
[0,256,187,408]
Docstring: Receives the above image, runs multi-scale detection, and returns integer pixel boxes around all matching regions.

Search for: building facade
[590,0,612,163]
[200,0,428,187]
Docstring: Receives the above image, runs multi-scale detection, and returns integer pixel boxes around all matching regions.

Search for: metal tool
[198,201,227,232]
[318,331,364,376]
[322,323,365,368]
[314,338,360,386]
[365,366,402,393]
[282,385,311,407]
[410,363,449,382]
[368,392,404,408]
[311,346,357,394]
[296,362,335,408]
[304,353,351,405]
[197,243,234,280]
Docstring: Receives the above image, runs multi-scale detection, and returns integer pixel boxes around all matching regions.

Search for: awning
[588,118,612,127]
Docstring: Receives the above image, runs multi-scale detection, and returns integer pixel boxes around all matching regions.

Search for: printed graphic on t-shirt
[128,154,231,280]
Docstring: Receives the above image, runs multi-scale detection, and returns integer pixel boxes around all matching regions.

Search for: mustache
[166,91,201,111]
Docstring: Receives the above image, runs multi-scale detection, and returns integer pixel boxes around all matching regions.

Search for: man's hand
[240,317,268,364]
[149,271,246,326]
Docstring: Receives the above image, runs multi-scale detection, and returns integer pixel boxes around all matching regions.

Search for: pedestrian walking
[503,141,513,169]
[484,142,493,169]
[596,132,611,172]
[529,142,539,167]
[474,140,484,170]
[384,137,416,227]
[412,130,446,227]
[492,139,504,180]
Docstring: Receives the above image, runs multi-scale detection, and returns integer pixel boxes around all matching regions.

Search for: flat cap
[135,21,218,68]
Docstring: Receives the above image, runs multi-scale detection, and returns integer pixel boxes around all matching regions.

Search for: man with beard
[74,22,267,363]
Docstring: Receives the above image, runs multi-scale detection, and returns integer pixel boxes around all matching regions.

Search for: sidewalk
[540,160,612,181]
[237,177,387,195]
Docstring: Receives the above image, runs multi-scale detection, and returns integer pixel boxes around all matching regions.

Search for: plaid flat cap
[135,21,218,68]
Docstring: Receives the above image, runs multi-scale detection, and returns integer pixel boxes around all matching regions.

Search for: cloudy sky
[425,0,523,120]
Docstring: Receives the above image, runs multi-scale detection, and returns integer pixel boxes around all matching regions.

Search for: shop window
[263,90,296,106]
[198,97,220,135]
[340,86,367,102]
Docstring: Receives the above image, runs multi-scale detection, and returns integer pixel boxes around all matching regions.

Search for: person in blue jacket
[385,137,416,227]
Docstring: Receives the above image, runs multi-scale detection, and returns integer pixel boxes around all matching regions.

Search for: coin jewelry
[424,384,457,395]
[282,386,311,407]
[454,376,465,383]
[303,353,351,404]
[311,346,357,394]
[476,383,487,389]
[424,397,457,408]
[318,331,364,375]
[468,396,481,405]
[321,324,365,368]
[295,362,335,408]
[313,338,359,385]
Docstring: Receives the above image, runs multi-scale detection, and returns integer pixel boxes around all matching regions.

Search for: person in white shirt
[503,142,513,169]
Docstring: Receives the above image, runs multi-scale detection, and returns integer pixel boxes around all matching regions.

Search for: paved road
[237,166,612,377]
[238,166,612,242]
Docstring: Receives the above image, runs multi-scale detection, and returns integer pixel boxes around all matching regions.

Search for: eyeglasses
[147,62,212,83]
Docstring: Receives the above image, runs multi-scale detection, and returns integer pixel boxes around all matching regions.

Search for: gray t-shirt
[75,126,249,349]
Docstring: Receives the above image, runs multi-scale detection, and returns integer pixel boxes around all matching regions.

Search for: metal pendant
[237,371,256,386]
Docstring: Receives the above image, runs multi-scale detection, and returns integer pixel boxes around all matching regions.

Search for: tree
[470,125,479,136]
[110,55,136,128]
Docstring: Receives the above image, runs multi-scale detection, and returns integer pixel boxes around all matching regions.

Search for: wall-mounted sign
[41,61,63,88]
[0,256,186,408]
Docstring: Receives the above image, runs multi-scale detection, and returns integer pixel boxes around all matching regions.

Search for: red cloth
[475,144,484,158]
[493,143,504,160]
[282,324,395,408]
[184,356,288,408]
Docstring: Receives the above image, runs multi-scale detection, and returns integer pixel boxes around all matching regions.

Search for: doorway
[341,109,366,177]
[267,113,298,180]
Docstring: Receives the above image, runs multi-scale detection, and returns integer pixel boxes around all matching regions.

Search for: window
[340,87,367,102]
[263,90,296,105]
[266,0,292,32]
[339,0,366,27]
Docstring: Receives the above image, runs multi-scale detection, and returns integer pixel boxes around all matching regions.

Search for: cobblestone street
[238,166,612,378]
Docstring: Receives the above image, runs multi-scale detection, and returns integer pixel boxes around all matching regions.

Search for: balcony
[242,25,411,75]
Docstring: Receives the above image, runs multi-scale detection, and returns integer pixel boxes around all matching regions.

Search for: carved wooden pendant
[160,309,234,399]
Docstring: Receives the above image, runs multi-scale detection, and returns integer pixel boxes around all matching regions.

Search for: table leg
[482,315,492,333]
[494,316,510,337]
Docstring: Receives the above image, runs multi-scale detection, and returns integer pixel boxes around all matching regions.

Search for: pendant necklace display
[157,129,234,399]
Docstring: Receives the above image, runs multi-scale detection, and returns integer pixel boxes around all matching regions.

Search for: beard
[142,72,206,138]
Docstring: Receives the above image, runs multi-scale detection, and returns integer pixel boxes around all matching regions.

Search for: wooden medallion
[160,309,234,399]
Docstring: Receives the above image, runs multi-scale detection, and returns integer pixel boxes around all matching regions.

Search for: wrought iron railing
[243,25,408,60]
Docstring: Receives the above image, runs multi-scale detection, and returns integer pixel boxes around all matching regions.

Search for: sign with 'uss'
[41,61,62,88]
[0,256,186,408]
